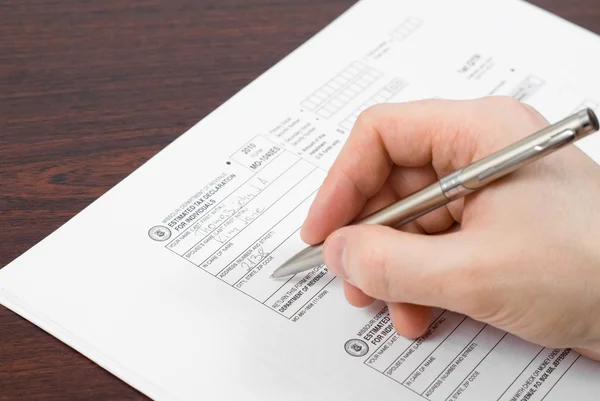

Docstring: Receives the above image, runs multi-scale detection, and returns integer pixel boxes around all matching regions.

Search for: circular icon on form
[344,339,369,357]
[148,225,171,241]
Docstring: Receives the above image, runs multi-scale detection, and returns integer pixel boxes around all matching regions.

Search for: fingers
[354,178,402,220]
[341,182,415,309]
[388,302,433,339]
[343,282,433,338]
[343,283,433,339]
[300,144,391,245]
[299,99,440,244]
[322,224,485,314]
[343,282,374,307]
[354,173,426,234]
[575,348,600,362]
[387,165,456,231]
[301,97,529,245]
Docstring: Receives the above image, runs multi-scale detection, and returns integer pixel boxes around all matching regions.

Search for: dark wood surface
[1,1,599,399]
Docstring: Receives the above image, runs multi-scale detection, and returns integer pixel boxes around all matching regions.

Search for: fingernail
[324,233,347,279]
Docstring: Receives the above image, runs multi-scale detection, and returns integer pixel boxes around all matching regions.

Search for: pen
[270,108,599,279]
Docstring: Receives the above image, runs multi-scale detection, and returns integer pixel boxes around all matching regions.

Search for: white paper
[2,1,600,400]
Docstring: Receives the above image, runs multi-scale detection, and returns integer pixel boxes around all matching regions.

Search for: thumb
[322,225,486,314]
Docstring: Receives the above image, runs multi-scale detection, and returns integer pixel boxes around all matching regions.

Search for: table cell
[185,160,317,270]
[365,309,445,373]
[263,266,334,318]
[384,311,465,382]
[498,348,579,401]
[168,151,297,255]
[421,325,505,401]
[441,332,543,401]
[404,318,487,394]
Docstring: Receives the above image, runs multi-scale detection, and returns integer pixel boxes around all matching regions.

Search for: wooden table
[1,1,599,399]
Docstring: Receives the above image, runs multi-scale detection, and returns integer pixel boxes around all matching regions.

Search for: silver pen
[270,108,599,279]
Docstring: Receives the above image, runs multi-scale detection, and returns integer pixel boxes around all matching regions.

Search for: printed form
[2,1,600,400]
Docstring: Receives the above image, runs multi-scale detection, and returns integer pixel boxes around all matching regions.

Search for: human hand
[300,97,600,360]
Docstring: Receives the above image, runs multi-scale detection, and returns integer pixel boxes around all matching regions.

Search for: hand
[300,96,600,360]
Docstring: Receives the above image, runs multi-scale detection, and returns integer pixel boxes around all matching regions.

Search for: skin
[300,96,600,360]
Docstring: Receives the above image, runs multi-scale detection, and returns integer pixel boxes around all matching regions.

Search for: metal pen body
[270,109,599,279]
[451,109,598,195]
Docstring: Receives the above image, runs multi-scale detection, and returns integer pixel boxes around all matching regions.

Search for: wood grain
[1,1,599,399]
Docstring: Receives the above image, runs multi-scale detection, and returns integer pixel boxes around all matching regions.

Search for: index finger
[299,98,496,244]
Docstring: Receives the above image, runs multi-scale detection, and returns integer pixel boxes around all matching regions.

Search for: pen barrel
[453,108,599,192]
[358,182,449,227]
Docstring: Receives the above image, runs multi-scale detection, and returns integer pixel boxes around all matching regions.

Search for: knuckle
[488,94,520,106]
[354,105,378,129]
[521,103,549,127]
[431,116,478,173]
[483,95,525,113]
[484,96,546,124]
[520,102,543,118]
[464,96,548,156]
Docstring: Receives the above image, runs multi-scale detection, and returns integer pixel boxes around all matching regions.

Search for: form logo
[344,339,369,357]
[148,225,172,241]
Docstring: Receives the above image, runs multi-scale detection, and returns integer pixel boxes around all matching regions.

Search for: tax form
[2,0,600,400]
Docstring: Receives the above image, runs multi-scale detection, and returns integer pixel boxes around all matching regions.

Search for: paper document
[2,1,600,400]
